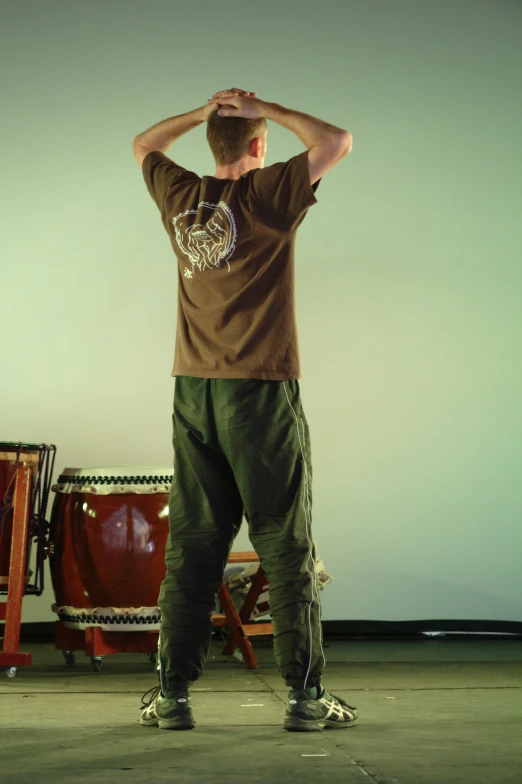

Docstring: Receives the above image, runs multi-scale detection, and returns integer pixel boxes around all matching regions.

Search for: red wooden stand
[55,551,273,670]
[0,455,38,672]
[216,551,273,666]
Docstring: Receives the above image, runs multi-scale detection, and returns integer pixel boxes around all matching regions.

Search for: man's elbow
[132,138,153,167]
[338,131,353,154]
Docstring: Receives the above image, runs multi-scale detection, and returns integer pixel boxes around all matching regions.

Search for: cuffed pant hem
[285,676,322,690]
[163,680,194,691]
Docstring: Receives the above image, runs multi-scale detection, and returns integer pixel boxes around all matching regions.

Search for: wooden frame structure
[0,449,40,673]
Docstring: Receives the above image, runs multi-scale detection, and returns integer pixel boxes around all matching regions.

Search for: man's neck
[214,161,263,180]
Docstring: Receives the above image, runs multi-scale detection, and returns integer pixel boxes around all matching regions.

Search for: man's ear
[253,137,263,157]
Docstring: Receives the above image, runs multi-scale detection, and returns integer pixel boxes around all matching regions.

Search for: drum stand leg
[221,566,268,657]
[55,622,87,666]
[0,465,33,675]
[55,621,160,671]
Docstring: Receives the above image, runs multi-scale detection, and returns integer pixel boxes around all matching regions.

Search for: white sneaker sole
[284,715,359,732]
[139,715,195,730]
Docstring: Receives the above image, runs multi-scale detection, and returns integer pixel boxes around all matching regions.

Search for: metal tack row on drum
[49,467,173,632]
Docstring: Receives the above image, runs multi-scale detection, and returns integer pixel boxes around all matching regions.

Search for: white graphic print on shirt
[172,201,237,274]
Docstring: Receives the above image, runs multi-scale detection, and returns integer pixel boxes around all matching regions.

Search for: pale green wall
[2,0,521,624]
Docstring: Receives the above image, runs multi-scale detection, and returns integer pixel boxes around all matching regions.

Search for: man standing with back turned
[132,88,357,732]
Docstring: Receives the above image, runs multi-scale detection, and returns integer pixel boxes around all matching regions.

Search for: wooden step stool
[215,551,273,668]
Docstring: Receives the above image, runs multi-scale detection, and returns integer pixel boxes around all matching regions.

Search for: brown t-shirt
[142,149,320,380]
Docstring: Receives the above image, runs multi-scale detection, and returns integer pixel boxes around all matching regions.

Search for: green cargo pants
[157,376,325,692]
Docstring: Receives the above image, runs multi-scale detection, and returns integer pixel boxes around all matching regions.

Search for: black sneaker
[284,686,359,732]
[139,685,195,730]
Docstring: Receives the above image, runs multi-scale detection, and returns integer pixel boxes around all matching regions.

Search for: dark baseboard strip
[6,619,522,643]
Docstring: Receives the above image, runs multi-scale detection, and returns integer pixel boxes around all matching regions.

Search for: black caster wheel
[91,657,102,672]
[6,667,17,679]
[63,651,76,667]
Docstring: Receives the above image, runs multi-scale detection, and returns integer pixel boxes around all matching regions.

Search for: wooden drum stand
[0,443,55,678]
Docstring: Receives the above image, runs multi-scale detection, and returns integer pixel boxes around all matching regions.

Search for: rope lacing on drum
[57,610,161,625]
[57,474,173,486]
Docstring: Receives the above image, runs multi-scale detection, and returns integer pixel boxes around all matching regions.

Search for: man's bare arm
[132,105,213,167]
[211,93,352,183]
[261,102,351,152]
[262,102,352,184]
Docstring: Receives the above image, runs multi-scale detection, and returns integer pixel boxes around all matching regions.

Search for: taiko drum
[49,467,173,631]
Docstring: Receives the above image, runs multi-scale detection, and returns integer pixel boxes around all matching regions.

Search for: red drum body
[49,467,172,631]
[0,444,40,588]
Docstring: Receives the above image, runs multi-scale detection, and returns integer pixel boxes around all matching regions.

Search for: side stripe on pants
[283,382,326,689]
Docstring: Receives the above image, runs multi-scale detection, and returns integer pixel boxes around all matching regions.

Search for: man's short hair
[206,109,268,166]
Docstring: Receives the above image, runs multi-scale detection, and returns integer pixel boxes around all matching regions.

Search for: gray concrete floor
[1,637,521,784]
